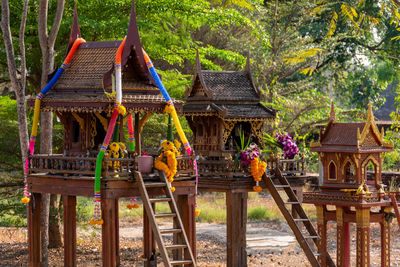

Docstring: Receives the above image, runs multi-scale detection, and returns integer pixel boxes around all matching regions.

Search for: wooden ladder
[263,168,335,267]
[389,193,400,227]
[135,171,196,267]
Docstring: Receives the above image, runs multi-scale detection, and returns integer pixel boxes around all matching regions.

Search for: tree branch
[18,0,28,98]
[38,0,48,53]
[48,0,65,49]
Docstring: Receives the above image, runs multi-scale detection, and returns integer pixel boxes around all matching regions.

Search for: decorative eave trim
[310,141,321,148]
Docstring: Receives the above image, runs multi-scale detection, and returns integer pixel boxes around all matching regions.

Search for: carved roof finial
[367,102,374,122]
[195,48,201,72]
[66,2,81,54]
[245,50,251,73]
[329,101,335,121]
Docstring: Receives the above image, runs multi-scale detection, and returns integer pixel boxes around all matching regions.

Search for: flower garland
[250,157,267,192]
[155,140,178,192]
[241,143,267,192]
[276,133,299,159]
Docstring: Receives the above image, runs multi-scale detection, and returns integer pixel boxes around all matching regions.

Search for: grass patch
[247,206,280,222]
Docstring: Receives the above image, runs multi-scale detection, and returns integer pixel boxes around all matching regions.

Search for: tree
[37,0,65,262]
[0,0,29,174]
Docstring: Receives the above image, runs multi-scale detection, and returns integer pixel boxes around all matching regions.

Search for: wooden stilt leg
[102,198,117,267]
[176,193,197,264]
[226,191,248,267]
[356,208,370,267]
[63,195,76,267]
[143,202,156,267]
[115,199,120,266]
[316,205,327,267]
[28,193,42,267]
[381,211,390,267]
[336,207,350,267]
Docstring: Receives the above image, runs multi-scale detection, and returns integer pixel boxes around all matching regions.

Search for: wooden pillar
[226,191,248,267]
[135,113,141,155]
[63,195,76,267]
[316,205,327,266]
[176,193,197,261]
[336,206,350,267]
[356,208,370,267]
[380,211,390,267]
[143,202,156,267]
[28,193,42,267]
[114,199,120,266]
[102,198,117,267]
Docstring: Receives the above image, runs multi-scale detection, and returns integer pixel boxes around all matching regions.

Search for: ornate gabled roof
[28,0,177,114]
[311,102,393,153]
[183,51,275,121]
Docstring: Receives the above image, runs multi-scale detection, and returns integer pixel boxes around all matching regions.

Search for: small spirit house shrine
[304,102,400,267]
[26,2,197,266]
[183,54,275,159]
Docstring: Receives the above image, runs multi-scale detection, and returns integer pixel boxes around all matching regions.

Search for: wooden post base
[226,191,248,267]
[63,195,76,267]
[28,193,42,267]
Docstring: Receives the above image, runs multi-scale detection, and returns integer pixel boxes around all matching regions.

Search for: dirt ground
[1,218,400,267]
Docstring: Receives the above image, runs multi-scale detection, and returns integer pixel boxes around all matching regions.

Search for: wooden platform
[27,174,196,267]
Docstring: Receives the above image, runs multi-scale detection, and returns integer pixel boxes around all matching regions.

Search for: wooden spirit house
[183,53,276,160]
[304,102,400,267]
[26,2,197,267]
[310,102,393,193]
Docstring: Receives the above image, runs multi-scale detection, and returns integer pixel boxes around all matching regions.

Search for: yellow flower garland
[250,157,267,192]
[154,151,177,184]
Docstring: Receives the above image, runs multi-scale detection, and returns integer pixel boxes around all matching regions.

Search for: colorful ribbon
[91,37,127,225]
[22,38,86,204]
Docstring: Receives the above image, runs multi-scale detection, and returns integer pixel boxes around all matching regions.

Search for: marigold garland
[250,157,267,192]
[155,140,178,193]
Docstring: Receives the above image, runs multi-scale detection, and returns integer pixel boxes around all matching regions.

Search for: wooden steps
[390,194,400,227]
[264,169,335,267]
[135,171,196,267]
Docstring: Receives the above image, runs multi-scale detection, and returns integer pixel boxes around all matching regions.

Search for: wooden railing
[28,154,136,179]
[176,155,196,179]
[28,153,196,180]
[196,156,307,178]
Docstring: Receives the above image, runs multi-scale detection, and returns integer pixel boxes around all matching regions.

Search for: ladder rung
[149,197,172,203]
[170,260,193,265]
[155,213,176,218]
[275,185,290,188]
[160,228,182,234]
[144,182,167,188]
[304,235,319,239]
[314,252,321,257]
[294,218,309,222]
[284,201,299,205]
[165,244,187,250]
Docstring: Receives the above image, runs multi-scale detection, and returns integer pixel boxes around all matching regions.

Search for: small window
[72,120,80,143]
[197,124,203,137]
[213,124,217,136]
[366,160,376,184]
[328,161,337,180]
[345,162,355,183]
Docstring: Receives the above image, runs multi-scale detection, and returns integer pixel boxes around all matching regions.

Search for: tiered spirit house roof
[183,53,275,157]
[28,4,182,155]
[310,102,393,193]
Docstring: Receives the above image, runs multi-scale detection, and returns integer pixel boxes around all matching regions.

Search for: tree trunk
[49,194,62,248]
[37,0,66,261]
